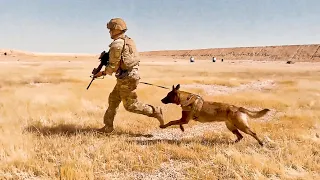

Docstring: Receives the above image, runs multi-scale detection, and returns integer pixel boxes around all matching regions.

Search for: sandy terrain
[0,48,320,179]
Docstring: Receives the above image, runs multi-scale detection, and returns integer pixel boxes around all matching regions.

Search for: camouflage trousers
[103,70,161,128]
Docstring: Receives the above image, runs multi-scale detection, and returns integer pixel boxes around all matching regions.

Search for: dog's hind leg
[235,121,264,146]
[233,112,264,146]
[225,121,243,143]
[241,128,264,146]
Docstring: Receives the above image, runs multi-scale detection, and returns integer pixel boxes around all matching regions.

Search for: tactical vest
[119,35,140,71]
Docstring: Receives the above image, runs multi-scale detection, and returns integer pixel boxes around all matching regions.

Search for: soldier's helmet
[107,18,127,32]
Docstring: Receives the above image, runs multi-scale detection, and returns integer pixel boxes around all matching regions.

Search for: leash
[87,75,169,90]
[139,82,170,89]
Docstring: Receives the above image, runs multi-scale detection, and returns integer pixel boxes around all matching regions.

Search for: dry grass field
[0,55,320,179]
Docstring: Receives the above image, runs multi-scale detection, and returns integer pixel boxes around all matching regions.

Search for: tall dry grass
[0,58,319,179]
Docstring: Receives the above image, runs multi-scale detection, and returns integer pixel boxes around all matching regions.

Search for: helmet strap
[111,30,125,39]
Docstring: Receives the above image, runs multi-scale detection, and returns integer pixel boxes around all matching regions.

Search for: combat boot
[152,106,165,127]
[97,125,114,134]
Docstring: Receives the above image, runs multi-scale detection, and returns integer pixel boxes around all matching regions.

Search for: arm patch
[109,39,124,59]
[113,47,121,58]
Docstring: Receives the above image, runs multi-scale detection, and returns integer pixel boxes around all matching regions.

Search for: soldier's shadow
[24,124,153,138]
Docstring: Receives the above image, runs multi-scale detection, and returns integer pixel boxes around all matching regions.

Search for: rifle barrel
[86,77,95,90]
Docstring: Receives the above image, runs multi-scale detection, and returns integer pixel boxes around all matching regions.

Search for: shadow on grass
[23,124,244,147]
[127,136,233,147]
[24,124,153,138]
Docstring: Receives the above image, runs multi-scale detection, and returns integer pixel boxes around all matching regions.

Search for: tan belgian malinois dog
[160,84,270,146]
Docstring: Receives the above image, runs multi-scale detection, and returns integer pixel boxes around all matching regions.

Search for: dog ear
[172,85,175,90]
[175,84,180,90]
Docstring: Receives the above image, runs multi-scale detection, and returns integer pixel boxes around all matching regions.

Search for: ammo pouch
[115,69,128,79]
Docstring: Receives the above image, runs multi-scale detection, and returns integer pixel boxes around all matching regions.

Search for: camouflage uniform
[99,18,164,133]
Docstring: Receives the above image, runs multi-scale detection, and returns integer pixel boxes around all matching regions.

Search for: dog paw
[159,125,166,129]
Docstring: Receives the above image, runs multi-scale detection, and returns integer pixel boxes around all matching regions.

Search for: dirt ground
[0,52,320,179]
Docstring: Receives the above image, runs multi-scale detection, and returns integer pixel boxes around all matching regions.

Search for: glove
[92,68,99,75]
[93,71,104,78]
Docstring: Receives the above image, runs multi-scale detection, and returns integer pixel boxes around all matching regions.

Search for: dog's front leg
[179,125,185,132]
[160,111,190,131]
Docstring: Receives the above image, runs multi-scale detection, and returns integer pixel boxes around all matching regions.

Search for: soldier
[92,18,165,133]
[190,56,195,62]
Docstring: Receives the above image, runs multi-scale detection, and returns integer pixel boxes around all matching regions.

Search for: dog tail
[239,107,270,118]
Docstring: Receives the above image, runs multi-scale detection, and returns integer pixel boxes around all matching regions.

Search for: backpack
[119,35,140,71]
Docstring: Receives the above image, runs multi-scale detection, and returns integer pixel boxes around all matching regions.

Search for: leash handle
[89,75,104,79]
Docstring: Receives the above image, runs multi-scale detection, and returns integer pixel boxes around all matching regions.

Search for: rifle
[86,50,110,90]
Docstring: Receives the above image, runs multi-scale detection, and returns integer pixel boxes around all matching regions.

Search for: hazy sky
[0,0,319,53]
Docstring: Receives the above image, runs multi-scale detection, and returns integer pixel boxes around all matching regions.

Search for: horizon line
[1,43,319,56]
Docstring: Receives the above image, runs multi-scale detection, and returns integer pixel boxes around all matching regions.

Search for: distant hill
[140,44,320,62]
